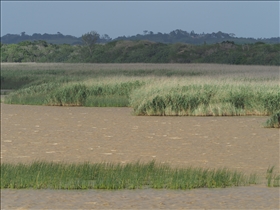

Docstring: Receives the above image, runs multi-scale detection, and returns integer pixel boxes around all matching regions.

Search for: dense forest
[1,29,279,45]
[1,39,279,65]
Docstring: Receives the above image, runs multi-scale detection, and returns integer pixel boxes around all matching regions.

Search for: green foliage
[4,75,145,107]
[81,31,99,56]
[45,81,143,107]
[2,66,279,115]
[264,111,280,128]
[85,95,129,107]
[130,83,279,116]
[1,40,279,65]
[3,83,61,105]
[46,84,88,106]
[0,161,257,190]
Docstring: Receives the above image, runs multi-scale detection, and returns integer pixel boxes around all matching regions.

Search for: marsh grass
[0,161,258,190]
[85,95,129,107]
[266,166,280,187]
[2,63,279,116]
[130,79,279,116]
[2,63,278,90]
[264,111,280,128]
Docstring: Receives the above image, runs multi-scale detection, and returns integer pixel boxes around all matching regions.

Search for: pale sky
[1,1,279,39]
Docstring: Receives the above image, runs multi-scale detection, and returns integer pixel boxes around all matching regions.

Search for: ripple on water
[1,186,279,209]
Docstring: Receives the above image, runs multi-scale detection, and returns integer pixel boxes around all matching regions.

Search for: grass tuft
[264,111,280,128]
[266,166,280,187]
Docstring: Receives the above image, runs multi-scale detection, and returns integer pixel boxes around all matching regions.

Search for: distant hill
[1,30,279,45]
[114,30,279,45]
[1,32,83,45]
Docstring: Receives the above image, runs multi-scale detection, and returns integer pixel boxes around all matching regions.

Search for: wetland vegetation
[1,63,279,127]
[1,63,279,190]
[0,160,259,190]
[2,160,278,189]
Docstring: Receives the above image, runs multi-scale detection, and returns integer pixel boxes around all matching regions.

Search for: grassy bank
[0,161,258,190]
[4,77,279,116]
[2,63,279,117]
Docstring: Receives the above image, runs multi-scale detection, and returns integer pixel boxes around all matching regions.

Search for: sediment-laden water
[2,186,279,209]
[1,104,279,209]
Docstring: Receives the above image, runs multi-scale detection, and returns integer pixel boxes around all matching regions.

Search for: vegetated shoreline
[0,160,259,190]
[1,161,279,190]
[4,80,279,116]
[1,102,279,190]
[1,63,279,128]
[1,63,279,192]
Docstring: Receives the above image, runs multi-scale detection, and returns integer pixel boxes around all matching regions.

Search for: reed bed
[2,63,279,90]
[2,63,279,117]
[4,78,145,107]
[4,76,279,116]
[130,78,279,116]
[1,63,278,74]
[0,161,258,190]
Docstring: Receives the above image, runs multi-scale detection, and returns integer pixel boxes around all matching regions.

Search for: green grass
[266,166,280,187]
[130,80,279,116]
[0,160,258,190]
[2,63,279,117]
[264,111,280,128]
[3,76,279,116]
[4,80,144,107]
[84,95,129,107]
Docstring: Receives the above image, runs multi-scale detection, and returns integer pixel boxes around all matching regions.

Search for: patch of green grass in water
[1,161,258,190]
[263,111,280,128]
[266,166,280,187]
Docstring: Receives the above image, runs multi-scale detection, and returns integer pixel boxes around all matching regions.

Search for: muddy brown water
[1,186,279,209]
[1,104,279,209]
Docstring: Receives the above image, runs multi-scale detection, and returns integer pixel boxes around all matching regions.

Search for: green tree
[81,31,100,57]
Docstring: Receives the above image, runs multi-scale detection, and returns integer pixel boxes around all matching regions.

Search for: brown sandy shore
[1,104,279,209]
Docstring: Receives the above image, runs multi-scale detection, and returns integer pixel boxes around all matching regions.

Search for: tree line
[1,29,279,45]
[1,32,279,65]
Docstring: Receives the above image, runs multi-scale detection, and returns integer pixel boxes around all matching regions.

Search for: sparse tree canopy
[81,31,100,55]
[101,34,111,41]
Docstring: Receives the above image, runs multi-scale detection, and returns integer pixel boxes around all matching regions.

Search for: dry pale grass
[1,63,279,83]
[0,62,277,72]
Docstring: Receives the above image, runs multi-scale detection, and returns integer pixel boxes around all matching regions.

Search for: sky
[1,1,279,39]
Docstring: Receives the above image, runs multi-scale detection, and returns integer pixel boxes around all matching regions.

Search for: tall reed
[1,161,257,190]
[130,80,279,116]
[266,166,280,187]
[2,64,279,115]
[5,79,145,107]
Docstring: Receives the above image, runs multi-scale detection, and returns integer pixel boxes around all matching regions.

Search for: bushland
[1,40,279,65]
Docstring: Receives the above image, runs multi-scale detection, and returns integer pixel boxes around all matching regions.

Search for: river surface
[1,185,279,209]
[1,104,279,209]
